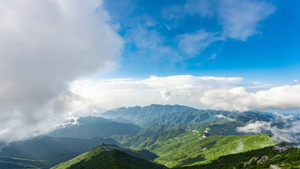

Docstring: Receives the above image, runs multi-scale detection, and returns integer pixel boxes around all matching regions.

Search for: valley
[0,104,299,169]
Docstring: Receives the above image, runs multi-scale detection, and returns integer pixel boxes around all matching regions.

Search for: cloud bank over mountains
[0,0,123,142]
[237,114,300,144]
[71,75,300,113]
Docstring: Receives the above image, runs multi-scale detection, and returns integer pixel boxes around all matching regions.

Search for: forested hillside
[1,104,299,169]
[52,143,167,169]
[176,145,300,169]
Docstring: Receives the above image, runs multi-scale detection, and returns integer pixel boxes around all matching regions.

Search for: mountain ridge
[51,143,167,169]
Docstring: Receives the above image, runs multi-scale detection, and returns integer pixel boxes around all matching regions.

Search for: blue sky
[100,0,300,85]
[0,0,300,142]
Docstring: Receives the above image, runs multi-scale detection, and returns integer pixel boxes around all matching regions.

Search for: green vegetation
[69,150,167,169]
[2,105,294,168]
[52,143,167,169]
[103,105,274,127]
[53,132,276,168]
[113,128,276,168]
[137,120,248,137]
[0,157,51,169]
[176,146,300,169]
[104,105,274,137]
[152,134,275,167]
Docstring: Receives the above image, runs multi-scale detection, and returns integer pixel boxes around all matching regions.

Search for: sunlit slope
[154,134,275,167]
[115,129,276,168]
[176,146,300,169]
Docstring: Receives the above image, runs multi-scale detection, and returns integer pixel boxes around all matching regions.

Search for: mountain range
[0,104,299,168]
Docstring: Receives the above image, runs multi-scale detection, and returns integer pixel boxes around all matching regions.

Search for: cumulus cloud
[0,0,123,142]
[70,75,300,115]
[200,85,300,111]
[69,75,244,113]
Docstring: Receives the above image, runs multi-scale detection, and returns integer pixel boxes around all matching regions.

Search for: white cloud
[174,0,275,56]
[70,75,300,116]
[237,121,271,133]
[0,0,123,142]
[143,75,242,88]
[251,82,261,85]
[69,75,244,113]
[160,89,171,101]
[208,53,217,60]
[215,114,235,121]
[273,112,295,122]
[237,118,300,144]
[200,85,300,111]
[293,79,299,84]
[70,78,159,113]
[178,29,222,57]
[218,0,275,40]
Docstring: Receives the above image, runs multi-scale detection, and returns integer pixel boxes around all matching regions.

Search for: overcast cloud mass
[0,0,123,142]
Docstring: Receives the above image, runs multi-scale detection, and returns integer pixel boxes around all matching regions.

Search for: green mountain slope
[52,143,166,169]
[1,105,291,168]
[113,129,276,168]
[0,136,117,167]
[0,157,51,169]
[103,104,275,136]
[176,145,300,169]
[153,134,276,168]
[48,116,141,138]
[59,149,167,169]
[136,111,276,138]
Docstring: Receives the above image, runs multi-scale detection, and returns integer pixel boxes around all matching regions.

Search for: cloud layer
[70,75,300,114]
[0,0,123,142]
[237,114,300,144]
